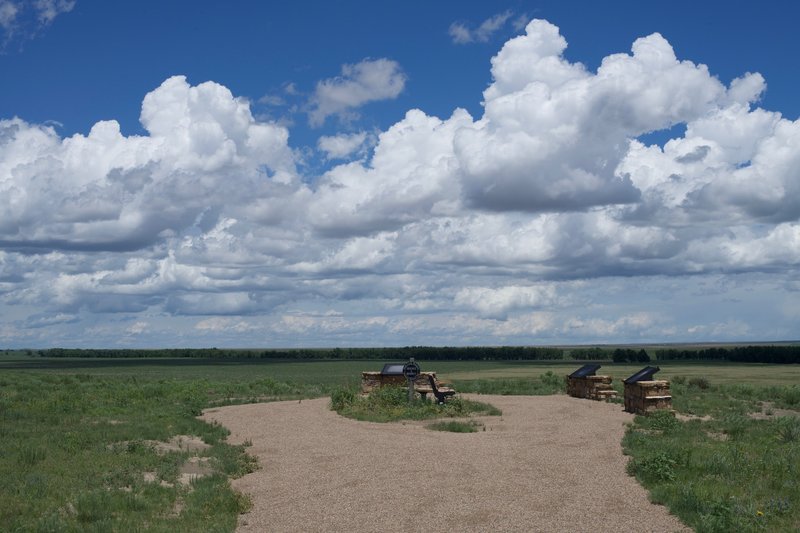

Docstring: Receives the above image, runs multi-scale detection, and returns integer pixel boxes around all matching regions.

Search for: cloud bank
[1,19,798,346]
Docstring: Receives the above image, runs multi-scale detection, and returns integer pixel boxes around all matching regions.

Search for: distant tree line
[568,348,651,362]
[570,347,612,360]
[656,345,800,364]
[29,344,800,363]
[35,346,564,361]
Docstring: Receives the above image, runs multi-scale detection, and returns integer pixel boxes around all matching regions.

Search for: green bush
[329,386,357,411]
[540,370,563,390]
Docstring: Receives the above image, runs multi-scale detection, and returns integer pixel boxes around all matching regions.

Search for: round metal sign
[402,361,420,380]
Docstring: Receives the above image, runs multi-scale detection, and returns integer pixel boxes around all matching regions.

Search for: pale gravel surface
[201,395,689,533]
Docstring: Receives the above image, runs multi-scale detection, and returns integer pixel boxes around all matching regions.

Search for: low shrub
[627,450,677,482]
[688,377,711,390]
[539,370,563,390]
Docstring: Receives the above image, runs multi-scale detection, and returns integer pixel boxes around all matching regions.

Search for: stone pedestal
[566,375,618,401]
[624,380,672,415]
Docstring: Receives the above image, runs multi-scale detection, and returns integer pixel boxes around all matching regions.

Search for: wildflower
[756,510,764,517]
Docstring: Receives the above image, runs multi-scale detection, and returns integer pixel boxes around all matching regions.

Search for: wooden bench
[416,374,456,404]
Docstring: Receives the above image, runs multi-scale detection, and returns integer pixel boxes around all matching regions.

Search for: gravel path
[201,395,688,532]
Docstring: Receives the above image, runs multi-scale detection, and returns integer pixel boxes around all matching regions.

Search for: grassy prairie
[0,369,325,532]
[623,382,800,532]
[1,354,799,531]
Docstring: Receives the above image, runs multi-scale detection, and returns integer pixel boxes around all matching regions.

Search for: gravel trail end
[201,394,688,532]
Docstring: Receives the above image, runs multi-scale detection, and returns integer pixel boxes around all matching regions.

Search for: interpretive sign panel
[403,358,421,402]
[402,360,420,380]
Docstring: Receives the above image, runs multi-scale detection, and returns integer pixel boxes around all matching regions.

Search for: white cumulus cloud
[449,11,513,44]
[317,131,369,160]
[307,58,406,127]
[0,75,298,251]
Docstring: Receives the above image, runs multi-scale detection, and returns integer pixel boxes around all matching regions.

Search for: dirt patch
[85,418,124,425]
[151,435,211,454]
[202,395,689,533]
[676,413,712,422]
[178,457,215,486]
[143,471,173,488]
[113,436,215,492]
[110,435,211,455]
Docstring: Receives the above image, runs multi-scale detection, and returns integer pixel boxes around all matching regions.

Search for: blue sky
[1,1,799,348]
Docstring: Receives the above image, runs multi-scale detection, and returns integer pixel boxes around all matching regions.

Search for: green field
[1,353,799,532]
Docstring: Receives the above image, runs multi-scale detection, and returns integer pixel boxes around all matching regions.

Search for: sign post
[402,358,421,402]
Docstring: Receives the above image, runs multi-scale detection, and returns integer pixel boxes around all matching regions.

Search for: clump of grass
[627,450,677,482]
[775,416,800,443]
[778,385,800,407]
[640,409,680,432]
[329,385,501,423]
[427,420,484,433]
[720,414,749,440]
[17,446,46,467]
